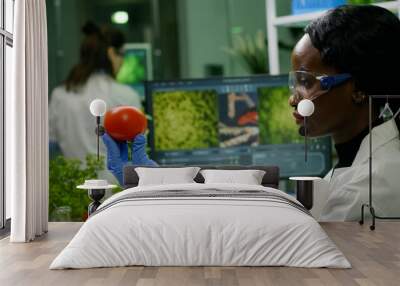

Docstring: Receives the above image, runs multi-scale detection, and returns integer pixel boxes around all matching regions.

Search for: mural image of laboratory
[4,0,400,284]
[45,0,400,226]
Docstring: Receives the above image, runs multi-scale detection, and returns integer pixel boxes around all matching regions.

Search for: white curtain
[7,0,49,242]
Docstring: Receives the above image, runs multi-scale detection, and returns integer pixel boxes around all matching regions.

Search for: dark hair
[65,21,125,92]
[305,5,400,124]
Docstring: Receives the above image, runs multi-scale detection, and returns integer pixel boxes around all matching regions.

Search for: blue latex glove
[131,134,158,166]
[102,133,158,185]
[102,133,128,185]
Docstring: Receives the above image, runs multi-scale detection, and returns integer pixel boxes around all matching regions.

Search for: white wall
[178,0,231,78]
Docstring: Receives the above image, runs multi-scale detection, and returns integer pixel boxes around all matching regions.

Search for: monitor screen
[116,43,153,101]
[146,75,332,178]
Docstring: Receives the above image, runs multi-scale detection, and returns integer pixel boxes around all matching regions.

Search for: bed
[50,165,350,269]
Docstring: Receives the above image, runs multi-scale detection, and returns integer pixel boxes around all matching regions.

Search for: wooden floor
[0,222,399,286]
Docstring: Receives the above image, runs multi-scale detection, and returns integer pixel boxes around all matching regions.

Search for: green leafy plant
[223,30,268,74]
[49,154,105,221]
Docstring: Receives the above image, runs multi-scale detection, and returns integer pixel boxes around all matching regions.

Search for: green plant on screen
[116,54,146,84]
[258,87,302,144]
[153,90,219,150]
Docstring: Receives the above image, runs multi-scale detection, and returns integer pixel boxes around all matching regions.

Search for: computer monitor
[116,43,153,101]
[145,75,332,178]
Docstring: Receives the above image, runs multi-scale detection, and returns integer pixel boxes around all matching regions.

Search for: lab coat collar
[352,119,399,166]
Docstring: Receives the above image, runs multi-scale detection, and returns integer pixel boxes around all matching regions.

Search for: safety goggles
[289,71,352,101]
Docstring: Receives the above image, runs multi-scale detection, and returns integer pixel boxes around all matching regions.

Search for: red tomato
[104,106,148,141]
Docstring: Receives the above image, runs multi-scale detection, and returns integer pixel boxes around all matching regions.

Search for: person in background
[49,22,150,183]
[289,5,400,221]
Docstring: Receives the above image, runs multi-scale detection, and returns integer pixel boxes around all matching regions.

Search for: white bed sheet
[50,183,350,269]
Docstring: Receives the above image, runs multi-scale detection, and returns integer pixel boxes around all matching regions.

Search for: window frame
[0,0,14,233]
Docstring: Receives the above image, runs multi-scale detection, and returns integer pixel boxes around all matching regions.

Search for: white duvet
[50,183,350,269]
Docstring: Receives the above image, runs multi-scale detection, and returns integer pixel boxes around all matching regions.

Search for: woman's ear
[107,47,123,76]
[107,47,116,61]
[350,81,367,105]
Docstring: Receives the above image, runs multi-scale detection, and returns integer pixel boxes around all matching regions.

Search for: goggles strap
[320,73,352,90]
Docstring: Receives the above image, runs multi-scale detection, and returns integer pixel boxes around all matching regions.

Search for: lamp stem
[304,117,308,162]
[96,116,100,161]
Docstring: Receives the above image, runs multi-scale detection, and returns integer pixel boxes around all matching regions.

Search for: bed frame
[123,165,280,189]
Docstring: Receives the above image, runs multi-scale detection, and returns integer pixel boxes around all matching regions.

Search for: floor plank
[0,222,399,286]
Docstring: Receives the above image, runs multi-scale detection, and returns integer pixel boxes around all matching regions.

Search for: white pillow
[136,167,201,186]
[200,169,266,185]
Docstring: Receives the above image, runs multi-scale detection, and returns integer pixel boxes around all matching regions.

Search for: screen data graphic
[146,75,331,178]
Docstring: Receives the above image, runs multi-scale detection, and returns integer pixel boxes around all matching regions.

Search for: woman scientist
[289,5,400,221]
[49,22,142,169]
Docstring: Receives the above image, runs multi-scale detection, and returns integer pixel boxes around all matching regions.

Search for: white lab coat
[311,119,400,221]
[49,73,142,182]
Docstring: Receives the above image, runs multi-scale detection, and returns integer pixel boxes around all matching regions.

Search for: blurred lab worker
[49,22,142,164]
[289,5,400,221]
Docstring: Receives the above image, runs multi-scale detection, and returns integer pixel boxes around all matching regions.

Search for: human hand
[131,134,158,166]
[101,133,128,184]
